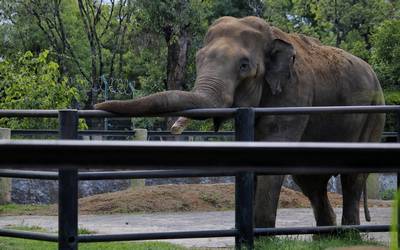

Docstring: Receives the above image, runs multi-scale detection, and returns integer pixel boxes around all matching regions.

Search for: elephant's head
[95,16,297,118]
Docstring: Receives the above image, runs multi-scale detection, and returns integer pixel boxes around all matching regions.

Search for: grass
[0,225,187,250]
[4,225,49,233]
[4,225,97,234]
[0,235,386,250]
[0,238,187,250]
[255,234,384,250]
[0,203,54,216]
[0,226,387,250]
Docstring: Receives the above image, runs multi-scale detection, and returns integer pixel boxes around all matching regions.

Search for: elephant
[95,16,385,228]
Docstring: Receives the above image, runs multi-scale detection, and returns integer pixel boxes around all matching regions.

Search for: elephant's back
[286,34,385,142]
[290,35,384,106]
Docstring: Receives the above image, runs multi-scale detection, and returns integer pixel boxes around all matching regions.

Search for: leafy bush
[372,19,400,90]
[380,189,396,200]
[0,50,84,129]
[383,90,400,132]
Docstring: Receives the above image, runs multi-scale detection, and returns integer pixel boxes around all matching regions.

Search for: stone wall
[9,174,397,204]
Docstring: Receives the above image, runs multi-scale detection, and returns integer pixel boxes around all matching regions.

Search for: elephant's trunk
[94,90,223,116]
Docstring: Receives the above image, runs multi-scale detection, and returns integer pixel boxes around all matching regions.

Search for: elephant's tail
[363,181,371,222]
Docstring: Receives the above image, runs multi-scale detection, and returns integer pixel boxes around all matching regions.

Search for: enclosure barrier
[0,106,399,250]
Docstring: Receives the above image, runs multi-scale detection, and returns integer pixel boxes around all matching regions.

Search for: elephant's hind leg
[341,173,369,225]
[340,113,384,225]
[293,175,336,226]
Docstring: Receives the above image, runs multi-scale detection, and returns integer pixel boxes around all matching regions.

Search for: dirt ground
[77,183,391,215]
[5,183,389,216]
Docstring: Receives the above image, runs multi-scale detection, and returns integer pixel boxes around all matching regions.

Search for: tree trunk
[166,28,190,91]
[164,26,191,130]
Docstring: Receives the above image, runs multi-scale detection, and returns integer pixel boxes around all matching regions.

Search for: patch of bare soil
[78,184,391,215]
[79,183,235,215]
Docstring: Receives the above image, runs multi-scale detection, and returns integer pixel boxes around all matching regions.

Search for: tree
[314,0,390,60]
[0,1,48,57]
[0,1,138,112]
[134,0,210,129]
[209,0,264,19]
[76,0,136,110]
[0,50,81,129]
[371,19,400,90]
[264,0,391,61]
[137,0,209,92]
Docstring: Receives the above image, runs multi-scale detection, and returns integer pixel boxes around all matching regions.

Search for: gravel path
[0,208,392,248]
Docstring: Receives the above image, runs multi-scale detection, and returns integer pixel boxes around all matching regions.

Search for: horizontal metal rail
[253,105,400,115]
[0,225,389,243]
[10,129,235,137]
[0,140,400,173]
[0,169,238,180]
[0,110,59,118]
[1,105,400,119]
[79,229,238,242]
[10,129,396,138]
[78,225,390,242]
[0,229,58,242]
[4,168,348,180]
[0,170,59,180]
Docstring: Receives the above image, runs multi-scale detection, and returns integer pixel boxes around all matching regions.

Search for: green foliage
[136,49,167,95]
[380,189,396,200]
[383,90,400,131]
[0,1,48,57]
[340,30,369,61]
[209,0,264,19]
[384,91,400,105]
[390,190,399,250]
[0,50,82,129]
[372,19,400,90]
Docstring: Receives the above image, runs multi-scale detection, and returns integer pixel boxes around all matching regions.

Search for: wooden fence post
[131,129,147,188]
[366,174,380,199]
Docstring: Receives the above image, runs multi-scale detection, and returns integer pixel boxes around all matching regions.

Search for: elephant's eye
[239,58,250,72]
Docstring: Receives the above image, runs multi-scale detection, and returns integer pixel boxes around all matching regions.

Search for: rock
[11,179,131,204]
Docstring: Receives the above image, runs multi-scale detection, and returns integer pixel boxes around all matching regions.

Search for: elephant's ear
[264,39,297,95]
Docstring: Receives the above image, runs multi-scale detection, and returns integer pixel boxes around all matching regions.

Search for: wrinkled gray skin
[95,16,385,228]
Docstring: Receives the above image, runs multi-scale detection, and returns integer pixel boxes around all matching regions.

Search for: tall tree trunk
[166,28,190,91]
[164,26,190,130]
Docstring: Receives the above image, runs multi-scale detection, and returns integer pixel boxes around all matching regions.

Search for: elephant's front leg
[341,173,369,225]
[254,114,310,228]
[254,175,284,228]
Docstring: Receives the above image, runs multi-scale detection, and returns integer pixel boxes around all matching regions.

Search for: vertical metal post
[235,108,255,250]
[58,110,79,250]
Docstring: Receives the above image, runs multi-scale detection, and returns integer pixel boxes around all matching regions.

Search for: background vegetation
[0,0,399,130]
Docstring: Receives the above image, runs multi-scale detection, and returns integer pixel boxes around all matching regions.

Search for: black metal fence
[0,106,399,250]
